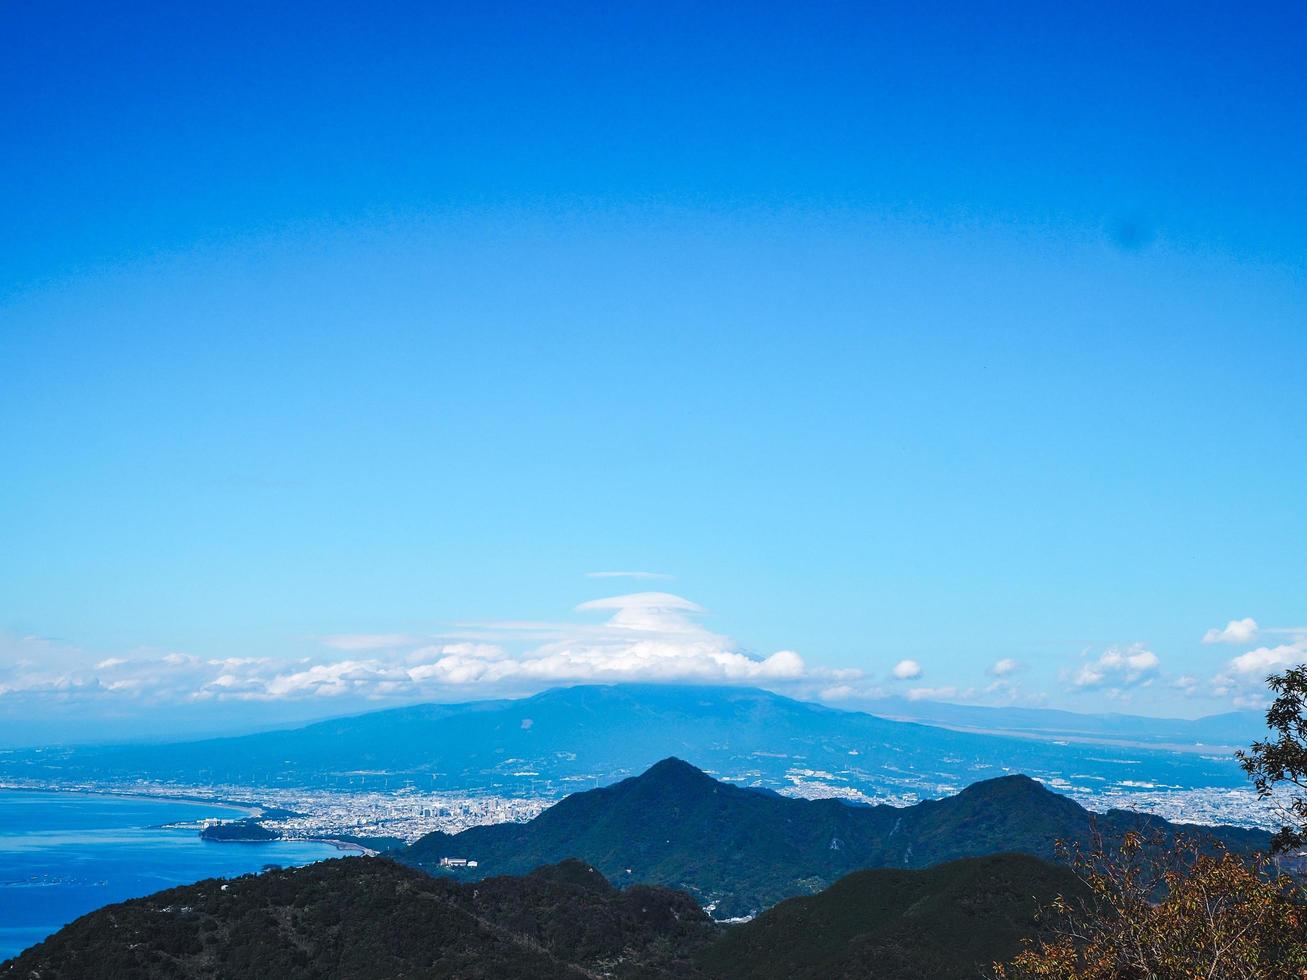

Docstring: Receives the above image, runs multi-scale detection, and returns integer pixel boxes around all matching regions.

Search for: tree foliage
[998,663,1307,979]
[1239,664,1307,852]
[702,853,1083,980]
[994,831,1307,980]
[6,852,1095,980]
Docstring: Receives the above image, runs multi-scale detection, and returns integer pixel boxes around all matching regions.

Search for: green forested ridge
[0,857,714,980]
[2,853,1086,980]
[700,853,1086,979]
[403,757,1265,917]
[198,818,279,842]
[2,762,1268,978]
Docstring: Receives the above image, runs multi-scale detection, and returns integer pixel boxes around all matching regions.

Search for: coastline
[0,783,263,819]
[0,790,347,962]
[313,839,378,856]
[1,786,386,856]
[199,834,377,856]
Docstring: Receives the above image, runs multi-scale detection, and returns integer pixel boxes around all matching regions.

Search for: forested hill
[403,757,1267,917]
[3,853,1085,980]
[0,857,714,980]
[700,852,1085,979]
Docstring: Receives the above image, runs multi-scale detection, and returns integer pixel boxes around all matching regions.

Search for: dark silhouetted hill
[403,757,1266,916]
[700,853,1085,979]
[0,856,714,979]
[2,852,1093,980]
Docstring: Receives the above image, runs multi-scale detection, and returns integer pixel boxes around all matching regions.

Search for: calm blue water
[0,790,340,961]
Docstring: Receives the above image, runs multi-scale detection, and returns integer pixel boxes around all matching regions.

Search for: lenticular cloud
[5,592,830,705]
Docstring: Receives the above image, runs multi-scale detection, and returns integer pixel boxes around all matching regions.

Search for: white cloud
[321,633,422,652]
[574,592,705,630]
[1207,632,1307,708]
[1230,693,1269,709]
[2,593,847,706]
[891,659,922,680]
[1172,674,1199,696]
[988,658,1019,677]
[405,642,504,665]
[1225,643,1303,678]
[260,660,397,699]
[982,679,1017,702]
[1072,644,1160,690]
[271,592,785,698]
[585,571,675,581]
[207,657,268,668]
[1203,618,1259,645]
[819,684,857,701]
[907,685,976,702]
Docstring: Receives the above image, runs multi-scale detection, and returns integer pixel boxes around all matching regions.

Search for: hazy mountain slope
[860,696,1264,748]
[0,857,715,980]
[700,853,1085,980]
[402,758,1267,917]
[0,685,966,785]
[2,684,1248,796]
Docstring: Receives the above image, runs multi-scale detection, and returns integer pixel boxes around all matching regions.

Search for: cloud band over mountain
[4,602,1303,716]
[0,593,844,706]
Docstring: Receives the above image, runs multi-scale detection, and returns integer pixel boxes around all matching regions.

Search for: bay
[0,789,340,961]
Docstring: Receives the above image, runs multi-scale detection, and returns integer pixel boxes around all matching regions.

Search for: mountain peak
[404,760,1265,919]
[953,773,1082,812]
[527,859,615,893]
[963,773,1046,791]
[638,757,714,783]
[601,757,727,803]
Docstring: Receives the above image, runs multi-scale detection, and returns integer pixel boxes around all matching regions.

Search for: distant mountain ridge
[859,696,1264,749]
[402,757,1267,917]
[2,684,1249,800]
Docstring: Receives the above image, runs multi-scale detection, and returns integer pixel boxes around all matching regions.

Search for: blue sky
[2,1,1305,738]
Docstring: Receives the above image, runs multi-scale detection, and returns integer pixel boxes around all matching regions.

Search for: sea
[0,789,341,961]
